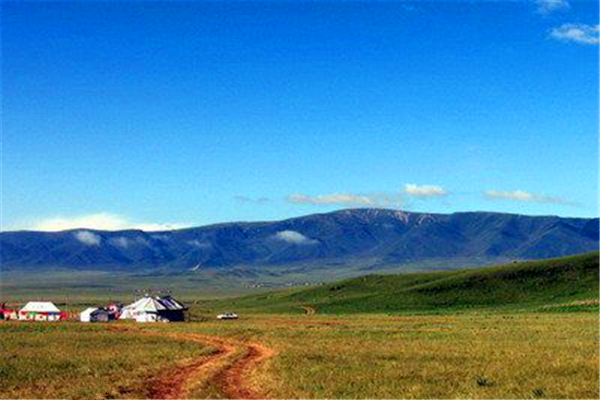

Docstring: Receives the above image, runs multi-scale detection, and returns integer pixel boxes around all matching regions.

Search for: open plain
[1,310,598,399]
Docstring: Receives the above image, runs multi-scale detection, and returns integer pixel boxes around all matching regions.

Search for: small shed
[80,307,110,322]
[119,295,187,322]
[19,302,65,321]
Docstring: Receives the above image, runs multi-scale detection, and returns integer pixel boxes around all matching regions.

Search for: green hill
[208,252,599,314]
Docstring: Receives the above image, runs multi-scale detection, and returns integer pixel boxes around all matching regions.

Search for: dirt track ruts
[110,327,275,399]
[301,305,316,315]
[214,341,276,399]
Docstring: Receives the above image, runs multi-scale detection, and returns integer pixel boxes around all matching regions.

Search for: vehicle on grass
[217,312,238,320]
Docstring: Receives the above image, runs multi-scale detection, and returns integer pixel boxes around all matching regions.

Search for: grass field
[246,313,599,399]
[204,252,600,314]
[0,256,513,302]
[1,312,598,399]
[0,323,214,399]
[1,253,598,399]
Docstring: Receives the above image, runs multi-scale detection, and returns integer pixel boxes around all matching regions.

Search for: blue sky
[2,0,598,231]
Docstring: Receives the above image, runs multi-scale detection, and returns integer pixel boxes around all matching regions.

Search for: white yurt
[119,295,187,322]
[119,297,165,322]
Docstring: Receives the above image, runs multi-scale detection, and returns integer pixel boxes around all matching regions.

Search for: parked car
[217,312,238,320]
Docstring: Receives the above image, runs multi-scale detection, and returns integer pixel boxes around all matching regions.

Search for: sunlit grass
[249,313,599,399]
[205,252,599,315]
[103,312,600,399]
[1,252,598,399]
[0,322,213,400]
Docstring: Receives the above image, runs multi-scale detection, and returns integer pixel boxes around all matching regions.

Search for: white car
[217,312,238,320]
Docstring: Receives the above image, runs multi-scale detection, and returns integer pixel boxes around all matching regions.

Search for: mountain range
[1,209,598,275]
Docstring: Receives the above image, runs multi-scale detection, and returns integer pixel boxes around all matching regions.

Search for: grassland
[0,323,214,399]
[206,252,599,314]
[0,253,598,399]
[0,256,512,302]
[0,269,260,303]
[1,313,597,399]
[234,313,599,399]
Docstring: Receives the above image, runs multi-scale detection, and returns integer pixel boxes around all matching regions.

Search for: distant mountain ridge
[1,209,598,273]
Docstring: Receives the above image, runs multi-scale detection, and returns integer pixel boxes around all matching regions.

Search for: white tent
[19,301,62,321]
[119,295,187,322]
[80,307,98,322]
[80,307,110,322]
[120,297,165,322]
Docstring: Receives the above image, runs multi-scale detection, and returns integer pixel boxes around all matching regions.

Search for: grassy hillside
[0,256,509,304]
[207,252,599,314]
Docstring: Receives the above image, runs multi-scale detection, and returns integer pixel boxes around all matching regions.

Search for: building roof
[20,302,61,313]
[122,295,187,313]
[159,295,187,310]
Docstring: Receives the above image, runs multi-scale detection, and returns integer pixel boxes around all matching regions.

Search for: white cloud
[404,184,448,197]
[286,192,404,207]
[535,0,570,14]
[109,237,130,248]
[234,195,270,204]
[73,230,101,246]
[18,213,191,232]
[287,193,374,206]
[550,24,600,45]
[273,230,318,245]
[132,222,191,232]
[483,190,576,205]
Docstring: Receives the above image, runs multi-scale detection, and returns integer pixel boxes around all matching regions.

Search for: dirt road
[111,327,275,399]
[301,305,316,315]
[214,340,275,399]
